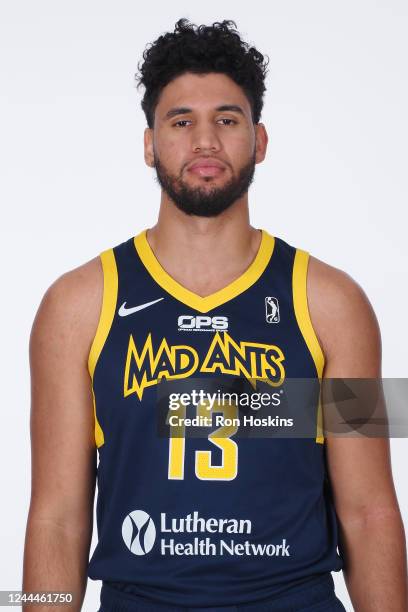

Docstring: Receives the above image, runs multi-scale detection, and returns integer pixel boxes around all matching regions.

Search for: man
[23,18,407,612]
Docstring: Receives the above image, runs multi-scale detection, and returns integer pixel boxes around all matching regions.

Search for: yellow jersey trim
[133,229,275,314]
[293,249,325,444]
[87,248,118,448]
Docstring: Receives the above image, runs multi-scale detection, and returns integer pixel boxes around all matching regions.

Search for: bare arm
[309,257,408,612]
[22,257,102,611]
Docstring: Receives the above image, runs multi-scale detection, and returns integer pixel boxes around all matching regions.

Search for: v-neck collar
[133,228,275,313]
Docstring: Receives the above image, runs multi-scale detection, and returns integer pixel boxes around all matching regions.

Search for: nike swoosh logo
[118,297,164,317]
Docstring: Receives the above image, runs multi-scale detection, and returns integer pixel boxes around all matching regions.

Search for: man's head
[135,19,269,217]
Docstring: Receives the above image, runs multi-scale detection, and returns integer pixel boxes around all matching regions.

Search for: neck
[145,196,262,297]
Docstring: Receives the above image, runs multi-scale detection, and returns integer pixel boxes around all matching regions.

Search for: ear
[144,127,155,167]
[254,123,268,164]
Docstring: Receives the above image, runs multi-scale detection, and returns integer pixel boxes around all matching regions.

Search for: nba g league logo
[265,297,280,323]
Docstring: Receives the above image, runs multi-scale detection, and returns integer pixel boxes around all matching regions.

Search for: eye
[218,118,237,125]
[173,120,192,128]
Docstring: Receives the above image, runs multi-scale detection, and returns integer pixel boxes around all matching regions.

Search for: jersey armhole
[293,249,325,444]
[87,248,118,448]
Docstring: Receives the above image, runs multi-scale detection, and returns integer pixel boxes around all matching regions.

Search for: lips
[187,158,226,177]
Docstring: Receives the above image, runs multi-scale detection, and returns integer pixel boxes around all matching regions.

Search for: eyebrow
[164,104,245,120]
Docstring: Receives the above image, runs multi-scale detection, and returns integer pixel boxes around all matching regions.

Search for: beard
[153,150,256,217]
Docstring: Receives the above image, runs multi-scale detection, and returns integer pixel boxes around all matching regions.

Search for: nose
[191,123,222,153]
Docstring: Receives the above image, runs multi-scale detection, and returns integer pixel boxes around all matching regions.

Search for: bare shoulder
[30,255,103,366]
[306,260,399,530]
[306,254,382,375]
[27,256,104,528]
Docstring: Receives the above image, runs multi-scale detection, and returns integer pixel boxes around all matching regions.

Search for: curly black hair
[134,18,269,128]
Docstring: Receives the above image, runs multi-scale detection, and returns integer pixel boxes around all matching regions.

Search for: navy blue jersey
[87,228,343,607]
